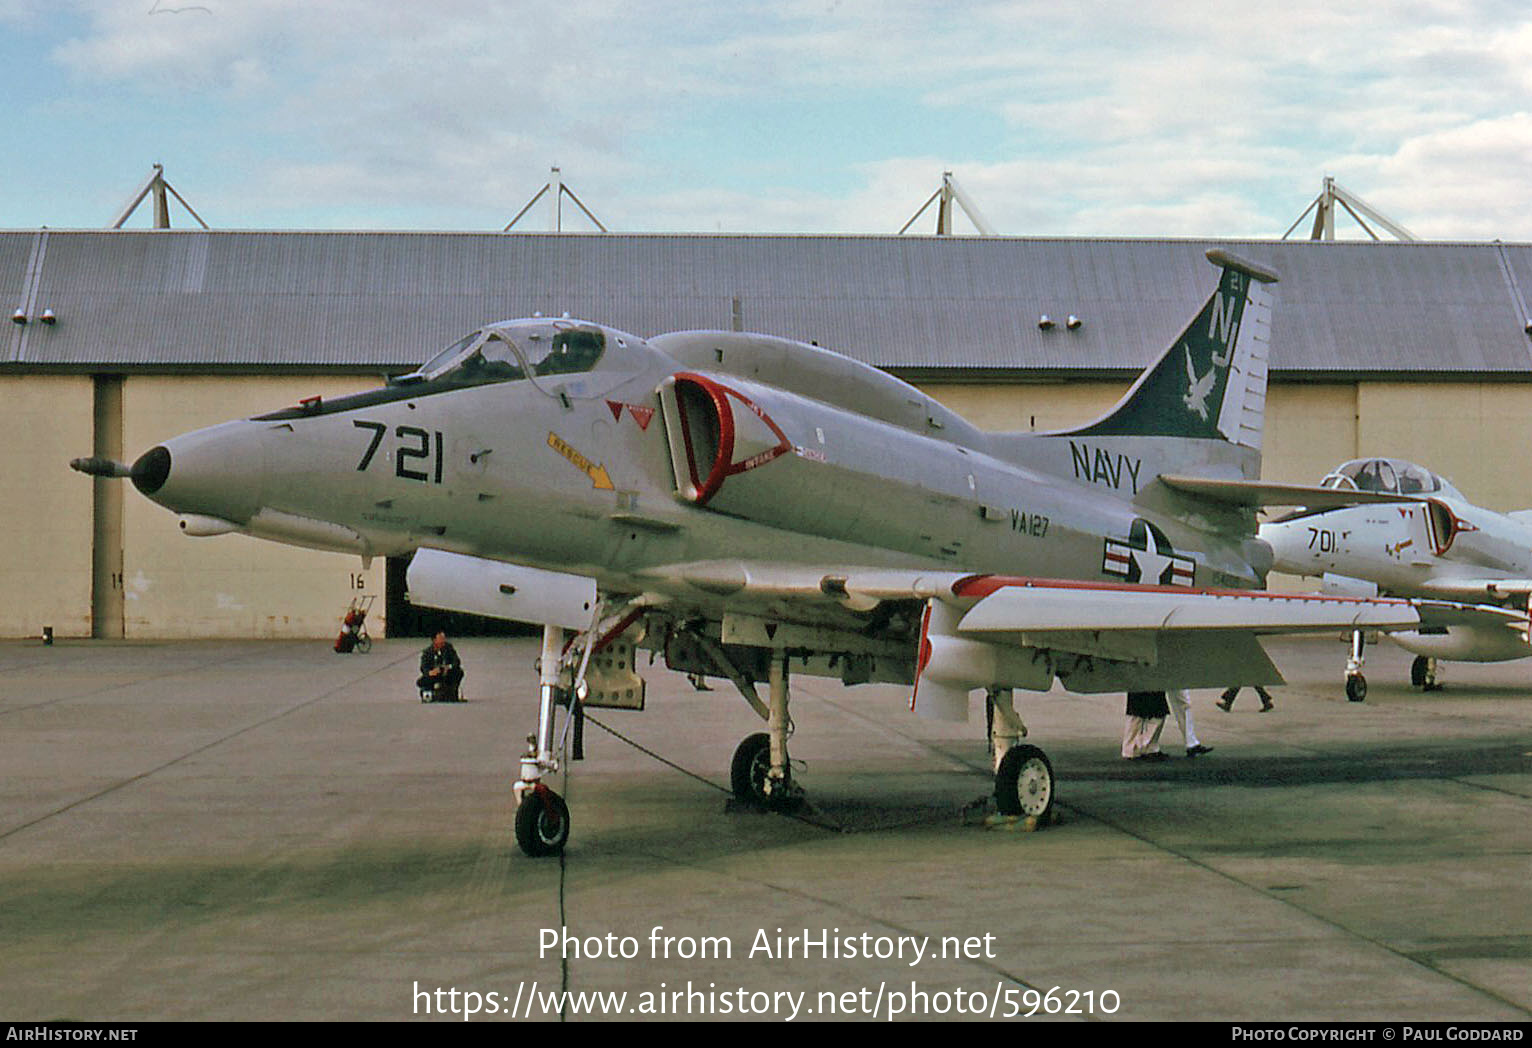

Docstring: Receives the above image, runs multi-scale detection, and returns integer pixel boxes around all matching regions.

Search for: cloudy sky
[2,1,1529,238]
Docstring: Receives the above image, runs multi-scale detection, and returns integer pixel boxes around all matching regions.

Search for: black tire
[1410,656,1428,689]
[730,732,772,806]
[1346,675,1367,703]
[994,744,1055,820]
[355,633,372,654]
[514,789,570,857]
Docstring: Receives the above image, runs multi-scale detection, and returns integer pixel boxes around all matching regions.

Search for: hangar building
[7,229,1532,639]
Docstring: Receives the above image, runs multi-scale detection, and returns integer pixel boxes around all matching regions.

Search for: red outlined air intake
[657,373,792,505]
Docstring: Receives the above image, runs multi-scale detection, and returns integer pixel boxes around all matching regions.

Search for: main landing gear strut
[988,687,1054,823]
[729,652,805,812]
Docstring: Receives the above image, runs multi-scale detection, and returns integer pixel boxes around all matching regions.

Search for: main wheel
[1346,674,1367,703]
[355,633,372,654]
[730,732,772,807]
[994,744,1055,820]
[514,787,570,857]
[729,732,802,811]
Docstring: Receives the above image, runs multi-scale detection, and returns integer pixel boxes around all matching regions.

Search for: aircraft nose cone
[129,421,265,523]
[1257,521,1302,572]
[131,446,171,496]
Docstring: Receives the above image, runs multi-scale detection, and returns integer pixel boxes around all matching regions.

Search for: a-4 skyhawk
[73,249,1494,856]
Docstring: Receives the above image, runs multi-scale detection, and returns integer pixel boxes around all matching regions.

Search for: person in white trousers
[1169,689,1213,757]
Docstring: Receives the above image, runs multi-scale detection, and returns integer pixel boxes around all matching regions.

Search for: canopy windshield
[1321,458,1462,500]
[404,321,608,387]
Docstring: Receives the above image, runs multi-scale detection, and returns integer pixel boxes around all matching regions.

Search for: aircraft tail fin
[1061,249,1278,450]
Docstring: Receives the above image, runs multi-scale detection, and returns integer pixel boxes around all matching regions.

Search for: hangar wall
[1355,383,1532,507]
[120,376,385,640]
[2,375,94,638]
[11,375,386,641]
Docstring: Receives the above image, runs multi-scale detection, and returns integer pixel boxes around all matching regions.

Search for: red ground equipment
[334,595,375,654]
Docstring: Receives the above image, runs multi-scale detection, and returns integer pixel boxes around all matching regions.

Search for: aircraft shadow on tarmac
[1047,737,1532,787]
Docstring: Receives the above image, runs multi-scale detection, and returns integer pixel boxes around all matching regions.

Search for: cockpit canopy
[398,319,610,387]
[1320,457,1463,500]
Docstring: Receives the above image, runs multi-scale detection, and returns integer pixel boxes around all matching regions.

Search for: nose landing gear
[514,782,570,857]
[512,625,573,856]
[1346,629,1368,702]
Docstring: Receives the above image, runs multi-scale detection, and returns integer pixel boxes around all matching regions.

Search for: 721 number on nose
[353,420,444,484]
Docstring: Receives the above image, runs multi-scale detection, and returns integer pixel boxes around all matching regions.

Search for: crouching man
[418,631,465,703]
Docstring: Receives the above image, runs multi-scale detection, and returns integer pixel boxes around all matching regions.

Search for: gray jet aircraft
[1260,457,1532,697]
[74,250,1481,856]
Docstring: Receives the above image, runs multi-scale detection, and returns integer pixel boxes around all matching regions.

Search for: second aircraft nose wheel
[515,786,570,857]
[993,744,1055,821]
[1345,674,1367,703]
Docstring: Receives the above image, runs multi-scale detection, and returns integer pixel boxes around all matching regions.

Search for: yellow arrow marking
[547,432,614,490]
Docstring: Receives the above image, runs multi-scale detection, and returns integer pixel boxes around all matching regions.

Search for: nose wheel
[515,785,570,857]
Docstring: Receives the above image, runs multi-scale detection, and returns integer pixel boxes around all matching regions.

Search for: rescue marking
[547,431,615,490]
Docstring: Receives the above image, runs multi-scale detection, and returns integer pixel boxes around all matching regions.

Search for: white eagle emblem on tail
[1182,345,1216,421]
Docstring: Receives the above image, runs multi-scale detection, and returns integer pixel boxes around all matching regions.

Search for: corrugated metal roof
[4,230,1531,376]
